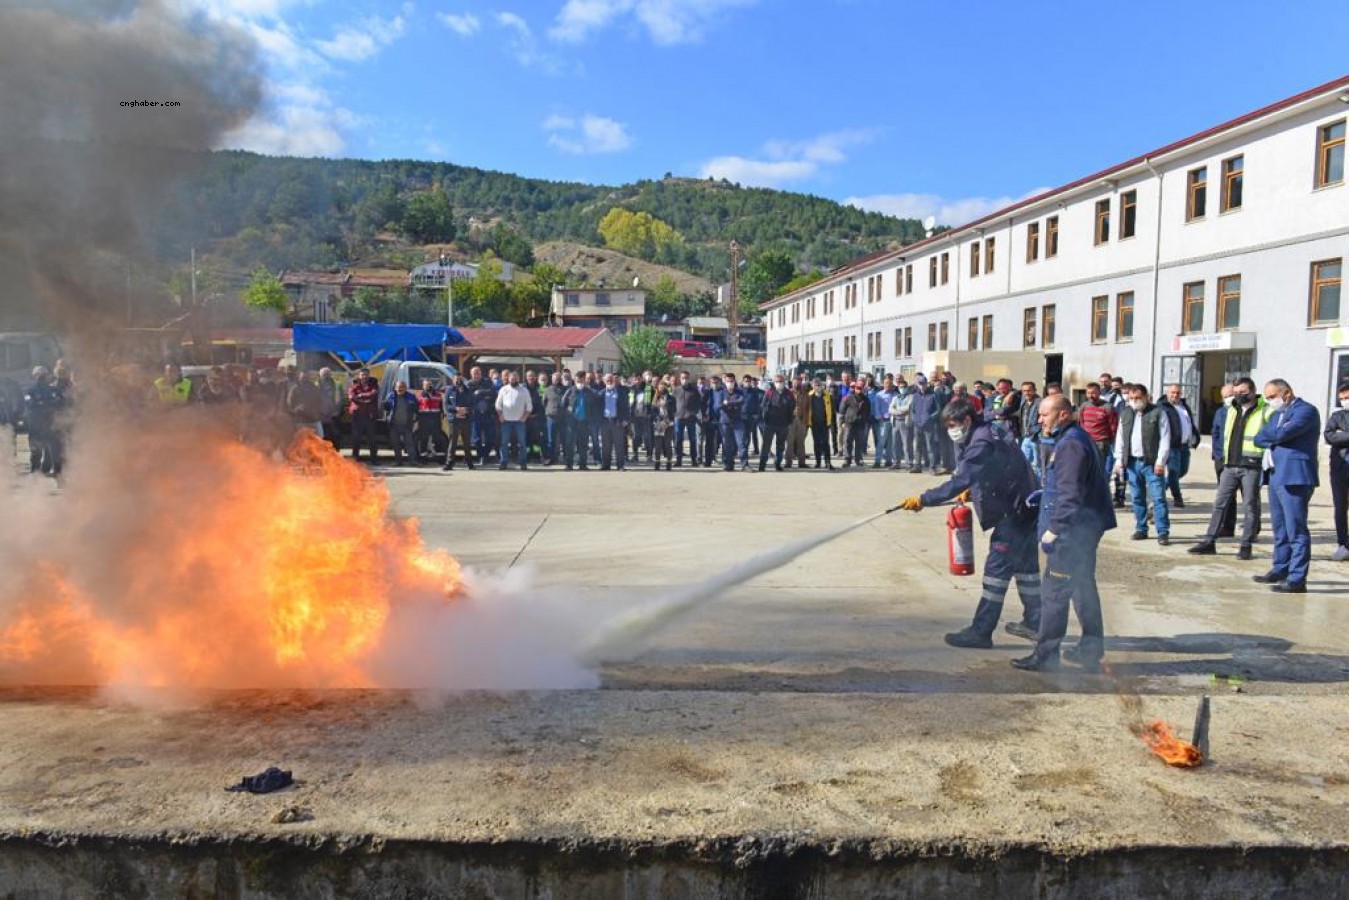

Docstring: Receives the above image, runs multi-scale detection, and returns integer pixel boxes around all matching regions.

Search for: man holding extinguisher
[897,397,1042,649]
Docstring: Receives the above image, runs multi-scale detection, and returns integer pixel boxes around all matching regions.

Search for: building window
[1217,275,1241,330]
[939,321,949,350]
[927,322,937,352]
[1120,190,1137,239]
[1026,222,1040,262]
[1023,307,1037,348]
[806,342,815,359]
[904,327,913,357]
[984,237,995,273]
[970,243,980,278]
[1186,166,1207,220]
[1116,292,1135,341]
[1182,281,1205,333]
[1045,216,1059,258]
[929,257,938,287]
[595,292,611,305]
[940,252,950,284]
[1094,199,1111,245]
[1317,120,1346,188]
[905,264,914,293]
[982,314,994,349]
[1091,295,1109,343]
[1041,304,1056,349]
[776,347,784,366]
[894,329,902,356]
[968,317,978,350]
[565,292,580,306]
[1310,258,1342,325]
[1221,156,1243,212]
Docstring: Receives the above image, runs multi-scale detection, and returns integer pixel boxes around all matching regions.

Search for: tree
[401,187,456,243]
[647,274,683,319]
[779,269,825,295]
[597,207,683,261]
[456,256,510,323]
[242,267,287,314]
[618,325,674,376]
[739,249,797,303]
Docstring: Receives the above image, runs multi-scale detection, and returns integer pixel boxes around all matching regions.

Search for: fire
[0,420,462,692]
[1141,719,1204,768]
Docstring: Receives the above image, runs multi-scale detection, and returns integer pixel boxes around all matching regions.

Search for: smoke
[0,0,261,329]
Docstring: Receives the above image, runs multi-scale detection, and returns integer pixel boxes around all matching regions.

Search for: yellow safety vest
[1222,397,1271,460]
[154,377,193,405]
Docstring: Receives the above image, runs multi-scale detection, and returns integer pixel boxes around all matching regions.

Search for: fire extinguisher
[946,501,975,576]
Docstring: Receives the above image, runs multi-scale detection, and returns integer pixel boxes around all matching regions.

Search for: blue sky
[206,0,1348,226]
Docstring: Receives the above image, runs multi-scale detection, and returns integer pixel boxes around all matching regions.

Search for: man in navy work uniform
[898,397,1042,649]
[1252,378,1320,594]
[1015,395,1117,673]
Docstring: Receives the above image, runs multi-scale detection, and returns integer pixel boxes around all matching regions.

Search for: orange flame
[1141,719,1203,768]
[0,424,462,691]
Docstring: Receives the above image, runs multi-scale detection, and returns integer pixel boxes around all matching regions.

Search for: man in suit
[1253,379,1320,594]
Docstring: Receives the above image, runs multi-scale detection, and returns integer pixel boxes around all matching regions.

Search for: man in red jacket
[348,367,381,462]
[1076,381,1119,485]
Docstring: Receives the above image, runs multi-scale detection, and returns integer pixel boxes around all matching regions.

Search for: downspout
[1144,157,1165,389]
[951,234,961,353]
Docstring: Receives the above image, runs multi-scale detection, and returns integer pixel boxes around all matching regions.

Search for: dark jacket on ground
[920,422,1038,531]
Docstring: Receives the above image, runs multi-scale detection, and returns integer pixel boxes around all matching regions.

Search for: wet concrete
[2,448,1348,896]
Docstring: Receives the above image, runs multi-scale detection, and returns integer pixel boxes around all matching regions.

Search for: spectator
[316,367,343,448]
[1209,383,1239,539]
[889,379,914,470]
[198,368,234,406]
[151,363,193,406]
[1324,380,1349,561]
[1113,384,1172,545]
[1191,378,1268,559]
[564,372,597,471]
[1252,378,1320,593]
[284,369,324,435]
[465,365,497,466]
[414,377,447,459]
[651,382,676,471]
[702,375,722,467]
[347,367,381,462]
[630,372,654,463]
[1077,382,1119,483]
[598,372,629,471]
[674,371,701,468]
[840,380,872,467]
[759,373,794,472]
[787,374,811,469]
[932,374,955,471]
[908,376,942,474]
[525,371,547,463]
[383,380,421,466]
[715,372,746,471]
[741,374,763,464]
[1017,382,1042,476]
[872,376,898,468]
[495,370,533,471]
[1159,384,1201,507]
[544,370,570,466]
[990,378,1022,440]
[441,375,475,470]
[23,366,64,476]
[805,378,835,470]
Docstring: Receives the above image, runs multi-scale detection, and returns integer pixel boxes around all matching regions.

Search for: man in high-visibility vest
[1189,376,1270,560]
[151,364,192,406]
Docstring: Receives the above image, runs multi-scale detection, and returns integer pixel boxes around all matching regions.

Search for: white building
[764,76,1348,425]
[410,259,515,291]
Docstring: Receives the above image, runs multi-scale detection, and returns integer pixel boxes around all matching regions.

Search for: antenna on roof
[923,215,936,238]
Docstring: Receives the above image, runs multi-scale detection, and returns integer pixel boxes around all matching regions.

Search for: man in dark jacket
[23,366,65,476]
[758,374,795,471]
[441,375,475,470]
[840,381,872,467]
[1191,379,1268,558]
[382,380,421,465]
[564,372,600,471]
[899,398,1042,649]
[347,367,381,462]
[543,371,570,466]
[715,373,746,471]
[1324,380,1349,562]
[740,374,763,464]
[1253,379,1320,593]
[702,376,723,467]
[598,372,630,470]
[1209,383,1237,537]
[464,366,498,466]
[414,377,447,459]
[1015,395,1117,672]
[674,372,701,467]
[907,376,942,473]
[1158,384,1201,507]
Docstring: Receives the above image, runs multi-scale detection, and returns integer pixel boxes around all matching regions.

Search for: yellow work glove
[899,496,923,512]
[955,489,971,504]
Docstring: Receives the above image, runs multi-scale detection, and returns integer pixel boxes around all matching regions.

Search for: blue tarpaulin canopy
[292,324,465,365]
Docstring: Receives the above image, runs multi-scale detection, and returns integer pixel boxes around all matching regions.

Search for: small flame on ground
[1141,719,1204,768]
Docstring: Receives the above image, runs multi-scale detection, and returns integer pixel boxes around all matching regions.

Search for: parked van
[666,339,719,358]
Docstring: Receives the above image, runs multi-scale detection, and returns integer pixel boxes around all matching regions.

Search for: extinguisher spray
[946,501,975,576]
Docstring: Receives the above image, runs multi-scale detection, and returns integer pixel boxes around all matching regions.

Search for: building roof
[686,316,730,330]
[762,73,1349,310]
[455,326,610,354]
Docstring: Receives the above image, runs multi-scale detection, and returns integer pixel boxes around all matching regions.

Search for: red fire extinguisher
[946,501,975,576]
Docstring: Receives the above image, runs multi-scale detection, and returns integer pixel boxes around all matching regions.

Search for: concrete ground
[2,442,1348,893]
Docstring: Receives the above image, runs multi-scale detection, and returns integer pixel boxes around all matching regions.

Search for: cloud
[550,0,757,45]
[494,10,564,72]
[314,13,406,62]
[543,114,633,154]
[223,99,352,158]
[437,11,481,36]
[698,128,876,188]
[843,188,1053,227]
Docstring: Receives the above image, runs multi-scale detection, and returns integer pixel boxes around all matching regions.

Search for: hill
[532,241,715,297]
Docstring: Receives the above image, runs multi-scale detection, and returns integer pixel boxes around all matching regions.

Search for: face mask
[1266,396,1286,412]
[774,381,785,390]
[1232,393,1248,406]
[1129,399,1145,411]
[947,426,967,443]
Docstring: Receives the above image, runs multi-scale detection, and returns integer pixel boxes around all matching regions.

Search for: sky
[199,0,1348,227]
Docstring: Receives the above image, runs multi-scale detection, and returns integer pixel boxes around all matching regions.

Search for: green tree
[401,187,456,243]
[779,269,825,295]
[242,267,287,314]
[739,249,797,303]
[506,273,551,326]
[597,207,683,260]
[456,256,510,322]
[647,274,683,320]
[618,325,674,376]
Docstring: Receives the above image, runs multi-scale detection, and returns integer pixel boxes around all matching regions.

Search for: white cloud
[494,10,564,72]
[543,114,633,154]
[550,0,757,45]
[223,100,351,157]
[843,188,1052,228]
[315,13,406,61]
[437,11,481,36]
[698,128,877,188]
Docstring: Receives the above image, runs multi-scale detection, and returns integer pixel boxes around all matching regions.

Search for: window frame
[1220,155,1244,213]
[1186,166,1208,221]
[969,243,980,278]
[929,256,938,287]
[904,327,913,358]
[1022,307,1037,349]
[940,252,950,284]
[982,314,994,350]
[1316,119,1346,189]
[1094,198,1111,246]
[1045,216,1059,258]
[984,237,995,273]
[1041,303,1056,349]
[1182,280,1205,334]
[939,321,949,350]
[1116,291,1135,342]
[967,317,978,350]
[905,264,914,293]
[927,322,937,352]
[1119,189,1137,239]
[1091,295,1109,344]
[1026,221,1040,263]
[1217,274,1241,331]
[1309,258,1343,326]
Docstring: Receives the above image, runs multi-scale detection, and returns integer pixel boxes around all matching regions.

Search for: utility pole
[446,278,454,328]
[728,239,741,358]
[190,247,197,310]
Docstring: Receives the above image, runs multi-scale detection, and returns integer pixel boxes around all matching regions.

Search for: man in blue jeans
[1253,378,1320,593]
[1112,383,1172,545]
